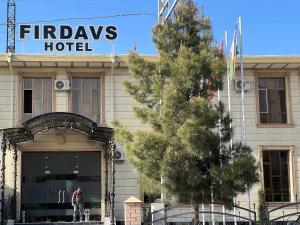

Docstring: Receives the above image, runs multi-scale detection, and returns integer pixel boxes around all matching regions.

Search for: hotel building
[0,54,299,223]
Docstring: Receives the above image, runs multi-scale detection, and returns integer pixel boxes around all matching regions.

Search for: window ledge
[267,202,292,207]
[256,123,294,128]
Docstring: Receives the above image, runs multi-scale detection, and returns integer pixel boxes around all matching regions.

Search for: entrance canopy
[0,112,114,223]
[0,112,114,146]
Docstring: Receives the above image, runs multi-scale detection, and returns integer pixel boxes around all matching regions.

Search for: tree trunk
[192,202,199,225]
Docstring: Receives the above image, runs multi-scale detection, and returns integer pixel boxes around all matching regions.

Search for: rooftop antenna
[6,0,16,53]
[158,0,180,25]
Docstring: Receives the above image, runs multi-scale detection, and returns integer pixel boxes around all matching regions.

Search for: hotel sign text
[19,24,118,52]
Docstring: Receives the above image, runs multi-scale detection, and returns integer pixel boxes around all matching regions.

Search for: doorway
[21,152,101,222]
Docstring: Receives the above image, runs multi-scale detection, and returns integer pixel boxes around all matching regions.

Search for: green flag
[228,31,237,82]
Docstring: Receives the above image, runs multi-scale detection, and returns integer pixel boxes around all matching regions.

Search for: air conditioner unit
[115,147,125,161]
[235,79,251,91]
[54,80,70,91]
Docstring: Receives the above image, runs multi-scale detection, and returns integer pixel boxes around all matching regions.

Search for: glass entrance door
[21,152,101,222]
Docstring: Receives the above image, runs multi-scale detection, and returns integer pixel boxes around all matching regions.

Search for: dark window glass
[258,78,266,88]
[259,90,267,112]
[263,151,270,162]
[258,78,287,123]
[263,150,290,202]
[23,78,52,121]
[24,90,32,113]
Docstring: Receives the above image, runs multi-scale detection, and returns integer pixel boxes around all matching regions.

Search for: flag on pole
[220,39,224,56]
[228,31,238,82]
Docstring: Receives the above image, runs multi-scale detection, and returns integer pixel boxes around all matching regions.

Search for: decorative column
[124,196,142,225]
[12,146,17,220]
[1,134,7,225]
[110,141,116,225]
[104,147,110,217]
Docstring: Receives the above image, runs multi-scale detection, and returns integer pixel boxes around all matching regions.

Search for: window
[258,78,287,124]
[71,78,101,123]
[263,150,290,202]
[23,78,52,121]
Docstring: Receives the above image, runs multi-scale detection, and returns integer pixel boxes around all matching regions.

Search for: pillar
[1,135,7,225]
[124,196,142,225]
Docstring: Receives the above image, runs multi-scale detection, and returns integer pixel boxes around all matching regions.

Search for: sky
[0,0,300,56]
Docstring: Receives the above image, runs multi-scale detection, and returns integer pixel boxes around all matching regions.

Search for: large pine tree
[114,1,258,223]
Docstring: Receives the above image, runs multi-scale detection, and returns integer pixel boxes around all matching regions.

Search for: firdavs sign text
[19,24,118,52]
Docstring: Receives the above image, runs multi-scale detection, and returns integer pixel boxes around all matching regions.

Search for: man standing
[72,186,84,222]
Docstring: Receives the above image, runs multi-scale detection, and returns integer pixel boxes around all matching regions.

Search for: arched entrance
[0,112,114,223]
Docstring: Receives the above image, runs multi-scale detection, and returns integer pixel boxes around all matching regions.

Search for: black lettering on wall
[34,25,40,39]
[43,25,57,39]
[60,26,73,39]
[56,42,65,51]
[105,26,118,40]
[89,26,103,40]
[20,24,31,39]
[74,26,88,40]
[44,42,53,51]
[76,42,83,51]
[85,43,92,52]
[65,42,74,51]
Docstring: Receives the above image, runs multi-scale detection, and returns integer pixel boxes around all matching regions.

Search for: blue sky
[0,0,299,55]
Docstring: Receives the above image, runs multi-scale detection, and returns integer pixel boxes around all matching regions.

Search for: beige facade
[0,54,150,222]
[1,54,300,222]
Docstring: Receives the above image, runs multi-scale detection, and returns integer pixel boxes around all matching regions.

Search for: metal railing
[267,201,300,224]
[151,202,256,225]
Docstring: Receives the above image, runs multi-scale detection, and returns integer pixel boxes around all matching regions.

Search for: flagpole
[226,29,237,225]
[238,16,251,222]
[217,41,222,148]
[225,30,233,148]
[238,16,246,145]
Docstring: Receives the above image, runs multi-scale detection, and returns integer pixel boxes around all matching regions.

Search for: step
[15,222,104,225]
